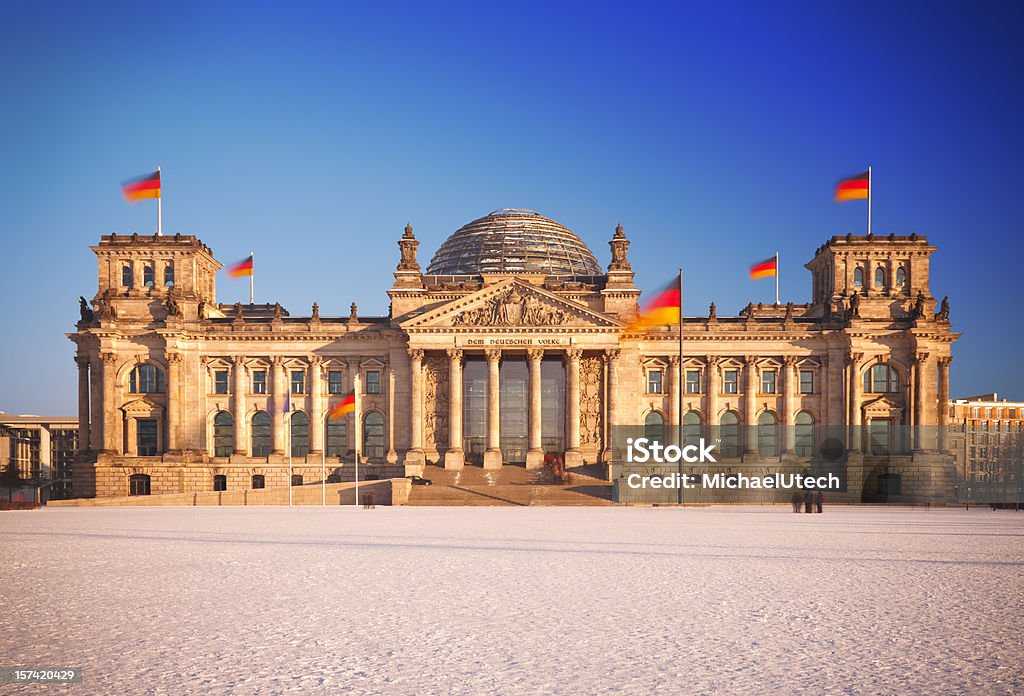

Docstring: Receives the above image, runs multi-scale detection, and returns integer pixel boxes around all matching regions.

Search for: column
[271,357,286,455]
[101,352,118,452]
[565,349,582,468]
[409,349,424,452]
[705,355,719,442]
[913,352,929,451]
[232,356,247,455]
[668,356,680,446]
[76,355,91,452]
[743,356,758,456]
[938,357,952,452]
[526,349,545,469]
[782,356,797,455]
[848,353,863,452]
[90,355,103,451]
[604,349,620,463]
[445,348,465,470]
[38,426,51,480]
[483,348,502,469]
[353,369,362,459]
[386,365,397,462]
[309,357,323,454]
[165,352,182,453]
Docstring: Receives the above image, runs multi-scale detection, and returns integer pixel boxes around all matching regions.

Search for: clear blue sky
[1,0,1022,415]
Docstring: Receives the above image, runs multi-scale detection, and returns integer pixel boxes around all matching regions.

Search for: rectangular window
[761,369,777,394]
[685,370,701,394]
[647,369,663,394]
[252,370,267,394]
[723,369,739,394]
[365,370,381,394]
[328,370,344,394]
[799,370,814,394]
[214,370,228,394]
[291,370,305,394]
[1009,408,1017,418]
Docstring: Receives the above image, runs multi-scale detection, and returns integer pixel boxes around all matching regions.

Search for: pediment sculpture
[452,287,569,327]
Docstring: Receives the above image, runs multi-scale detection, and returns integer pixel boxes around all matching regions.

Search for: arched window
[896,266,906,288]
[251,411,271,457]
[213,412,233,457]
[874,267,885,288]
[164,264,175,287]
[864,364,900,393]
[757,412,778,457]
[290,411,310,457]
[251,474,265,489]
[682,411,702,447]
[128,473,150,496]
[363,411,385,458]
[644,412,665,442]
[719,412,740,458]
[795,412,815,457]
[121,265,133,287]
[129,364,165,393]
[326,416,347,457]
[853,267,864,288]
[143,265,154,287]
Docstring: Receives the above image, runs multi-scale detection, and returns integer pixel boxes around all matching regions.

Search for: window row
[122,262,175,288]
[646,368,816,395]
[643,410,818,458]
[212,410,386,459]
[129,472,314,495]
[852,264,907,289]
[211,369,380,395]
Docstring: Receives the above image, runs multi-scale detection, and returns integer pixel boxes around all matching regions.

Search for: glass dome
[425,209,603,277]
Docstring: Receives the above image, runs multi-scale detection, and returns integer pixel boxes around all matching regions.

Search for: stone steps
[407,466,615,506]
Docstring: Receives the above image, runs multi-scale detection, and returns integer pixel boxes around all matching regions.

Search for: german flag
[629,276,681,330]
[328,392,356,419]
[227,255,254,278]
[122,170,161,201]
[749,256,777,280]
[835,170,870,202]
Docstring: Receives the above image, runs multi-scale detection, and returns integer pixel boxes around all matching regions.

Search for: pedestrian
[804,491,813,513]
[791,492,802,513]
[815,490,824,513]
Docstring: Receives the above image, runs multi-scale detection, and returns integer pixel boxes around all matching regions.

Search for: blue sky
[1,0,1022,414]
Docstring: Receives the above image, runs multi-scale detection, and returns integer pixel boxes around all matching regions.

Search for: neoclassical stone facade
[69,209,958,501]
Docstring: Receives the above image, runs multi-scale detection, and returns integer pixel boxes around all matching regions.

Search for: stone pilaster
[913,352,930,451]
[782,356,797,454]
[743,356,758,456]
[76,355,91,452]
[386,365,398,463]
[604,349,620,463]
[705,355,719,441]
[271,356,286,455]
[404,349,425,467]
[232,355,247,455]
[309,356,323,454]
[101,352,118,453]
[445,348,465,469]
[353,369,363,459]
[847,352,864,452]
[483,348,502,469]
[526,349,545,469]
[668,356,680,446]
[938,356,951,452]
[564,348,583,468]
[165,352,182,453]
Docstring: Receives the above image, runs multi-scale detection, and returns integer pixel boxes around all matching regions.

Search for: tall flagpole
[678,267,684,505]
[775,252,780,305]
[321,419,326,507]
[249,250,254,305]
[288,403,293,508]
[156,165,162,236]
[867,165,872,236]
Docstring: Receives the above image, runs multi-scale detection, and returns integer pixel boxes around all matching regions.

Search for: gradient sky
[1,0,1022,415]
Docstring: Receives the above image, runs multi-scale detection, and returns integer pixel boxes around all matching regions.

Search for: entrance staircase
[406,464,616,506]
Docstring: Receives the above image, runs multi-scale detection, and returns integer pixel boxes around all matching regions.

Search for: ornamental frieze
[451,287,569,327]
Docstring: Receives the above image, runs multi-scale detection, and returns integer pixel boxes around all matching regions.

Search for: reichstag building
[69,208,958,501]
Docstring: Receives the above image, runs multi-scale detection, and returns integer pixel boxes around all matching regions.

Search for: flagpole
[288,404,293,508]
[321,419,326,507]
[678,267,684,505]
[249,250,254,305]
[156,165,162,236]
[867,165,872,236]
[775,252,780,305]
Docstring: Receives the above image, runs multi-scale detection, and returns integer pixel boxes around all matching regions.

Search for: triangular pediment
[121,397,164,416]
[862,395,904,416]
[402,279,622,330]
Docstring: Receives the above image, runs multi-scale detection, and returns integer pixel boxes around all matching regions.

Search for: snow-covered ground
[2,506,1022,695]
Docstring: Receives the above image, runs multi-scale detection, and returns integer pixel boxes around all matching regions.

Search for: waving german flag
[835,170,870,202]
[749,256,777,279]
[122,170,161,201]
[227,255,254,278]
[328,392,356,419]
[629,275,681,330]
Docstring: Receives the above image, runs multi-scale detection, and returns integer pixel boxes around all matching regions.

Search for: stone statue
[608,224,631,271]
[234,302,243,319]
[78,296,94,323]
[312,302,320,321]
[273,302,282,321]
[397,223,420,271]
[912,291,926,319]
[708,302,717,320]
[935,296,950,322]
[741,302,754,318]
[165,287,182,318]
[97,289,113,319]
[349,302,359,323]
[197,300,207,320]
[784,301,794,320]
[848,292,860,320]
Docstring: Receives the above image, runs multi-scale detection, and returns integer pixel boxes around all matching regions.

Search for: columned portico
[483,348,502,469]
[445,348,465,469]
[526,349,545,469]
